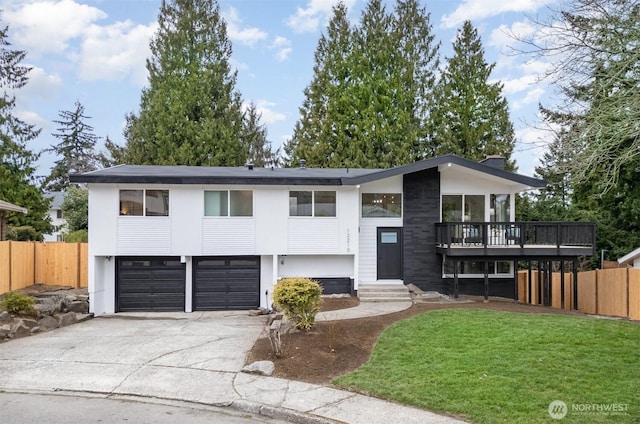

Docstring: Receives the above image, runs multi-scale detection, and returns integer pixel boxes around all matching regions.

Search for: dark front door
[377,227,403,279]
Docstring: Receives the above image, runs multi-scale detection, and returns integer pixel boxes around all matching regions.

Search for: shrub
[272,277,323,330]
[6,225,41,241]
[1,290,37,316]
[64,229,88,242]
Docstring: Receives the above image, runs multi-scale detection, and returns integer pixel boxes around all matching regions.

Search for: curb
[232,399,345,424]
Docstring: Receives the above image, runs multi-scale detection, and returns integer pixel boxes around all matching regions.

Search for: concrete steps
[357,283,412,302]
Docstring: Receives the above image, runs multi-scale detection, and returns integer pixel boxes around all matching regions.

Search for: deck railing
[435,221,596,250]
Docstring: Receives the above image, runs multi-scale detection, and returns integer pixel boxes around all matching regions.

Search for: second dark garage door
[193,256,260,311]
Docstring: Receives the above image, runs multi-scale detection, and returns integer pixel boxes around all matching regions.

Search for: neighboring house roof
[0,199,27,214]
[69,154,545,188]
[45,192,65,209]
[618,247,640,266]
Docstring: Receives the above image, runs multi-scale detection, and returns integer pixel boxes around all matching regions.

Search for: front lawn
[334,309,639,423]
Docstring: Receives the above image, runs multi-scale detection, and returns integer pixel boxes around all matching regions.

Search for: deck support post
[513,260,518,302]
[537,261,543,305]
[560,259,565,310]
[547,260,553,307]
[453,260,459,299]
[527,262,532,304]
[483,261,489,302]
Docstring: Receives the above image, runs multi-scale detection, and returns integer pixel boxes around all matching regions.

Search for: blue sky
[1,0,559,178]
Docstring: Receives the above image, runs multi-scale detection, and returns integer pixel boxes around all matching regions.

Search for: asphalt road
[0,392,289,424]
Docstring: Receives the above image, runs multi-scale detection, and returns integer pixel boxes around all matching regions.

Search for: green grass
[333,309,640,423]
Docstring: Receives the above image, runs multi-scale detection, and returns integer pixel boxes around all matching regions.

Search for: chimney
[481,155,505,170]
[246,163,254,170]
[299,159,307,169]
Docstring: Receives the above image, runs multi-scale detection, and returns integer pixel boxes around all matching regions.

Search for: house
[0,199,27,241]
[618,248,640,268]
[70,154,596,316]
[44,192,66,242]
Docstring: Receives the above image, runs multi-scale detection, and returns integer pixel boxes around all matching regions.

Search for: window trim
[442,260,513,279]
[204,189,253,217]
[119,189,169,217]
[289,190,337,218]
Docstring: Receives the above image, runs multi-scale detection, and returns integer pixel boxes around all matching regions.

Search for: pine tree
[45,101,99,191]
[124,0,246,166]
[0,23,51,240]
[430,21,515,168]
[243,102,280,167]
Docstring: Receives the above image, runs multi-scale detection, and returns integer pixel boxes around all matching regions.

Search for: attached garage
[193,256,260,311]
[116,257,186,312]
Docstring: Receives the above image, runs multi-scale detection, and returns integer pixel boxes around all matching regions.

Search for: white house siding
[278,255,354,279]
[117,217,171,255]
[358,176,404,284]
[288,219,338,253]
[202,218,256,255]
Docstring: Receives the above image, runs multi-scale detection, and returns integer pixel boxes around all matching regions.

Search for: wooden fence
[0,241,88,294]
[517,268,640,320]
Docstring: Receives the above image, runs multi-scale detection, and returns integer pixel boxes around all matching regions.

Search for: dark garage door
[117,257,185,312]
[193,256,260,311]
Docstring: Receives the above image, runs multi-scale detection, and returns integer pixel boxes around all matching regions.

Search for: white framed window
[362,193,402,218]
[204,190,253,217]
[119,189,169,216]
[441,194,485,222]
[289,190,336,217]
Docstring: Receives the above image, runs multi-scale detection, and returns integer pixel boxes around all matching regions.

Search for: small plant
[1,290,37,316]
[272,277,323,330]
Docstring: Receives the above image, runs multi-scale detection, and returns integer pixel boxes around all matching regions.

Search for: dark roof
[69,154,545,188]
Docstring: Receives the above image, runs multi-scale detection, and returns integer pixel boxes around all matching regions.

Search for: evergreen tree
[286,0,439,168]
[0,23,51,240]
[243,102,280,167]
[45,101,99,191]
[124,0,246,166]
[98,136,127,168]
[430,21,515,168]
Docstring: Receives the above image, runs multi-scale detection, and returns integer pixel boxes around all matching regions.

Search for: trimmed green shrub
[1,290,37,316]
[272,277,323,330]
[64,229,88,242]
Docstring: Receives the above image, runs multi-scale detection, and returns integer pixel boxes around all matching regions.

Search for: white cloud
[502,75,538,95]
[223,7,268,47]
[286,0,357,33]
[21,65,63,98]
[79,20,156,85]
[244,99,286,124]
[15,110,49,129]
[3,0,106,55]
[270,36,292,62]
[441,0,554,29]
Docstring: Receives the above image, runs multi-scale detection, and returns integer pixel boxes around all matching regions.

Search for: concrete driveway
[0,312,266,403]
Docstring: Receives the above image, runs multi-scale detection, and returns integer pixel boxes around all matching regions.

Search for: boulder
[30,326,42,334]
[241,360,275,376]
[10,323,30,339]
[38,315,59,331]
[19,318,39,329]
[76,295,89,302]
[56,312,77,327]
[67,301,89,314]
[0,311,11,324]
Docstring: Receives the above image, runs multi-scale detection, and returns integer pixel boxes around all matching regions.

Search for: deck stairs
[357,283,412,302]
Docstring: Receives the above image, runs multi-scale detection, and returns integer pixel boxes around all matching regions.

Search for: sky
[1,0,561,178]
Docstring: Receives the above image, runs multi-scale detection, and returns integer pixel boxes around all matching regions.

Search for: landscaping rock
[38,315,59,331]
[0,311,11,324]
[34,296,64,315]
[30,326,42,334]
[242,360,275,376]
[76,295,89,302]
[56,312,77,327]
[19,318,39,329]
[0,324,10,339]
[248,307,268,316]
[10,323,30,339]
[67,301,89,314]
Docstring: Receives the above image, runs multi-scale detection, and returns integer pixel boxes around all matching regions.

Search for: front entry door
[377,227,403,279]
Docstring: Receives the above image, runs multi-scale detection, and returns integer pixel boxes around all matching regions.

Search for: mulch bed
[246,296,597,385]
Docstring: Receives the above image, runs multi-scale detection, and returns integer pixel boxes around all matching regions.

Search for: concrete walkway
[317,300,412,321]
[0,306,466,424]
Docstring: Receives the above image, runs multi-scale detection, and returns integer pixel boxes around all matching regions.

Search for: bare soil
[246,296,594,385]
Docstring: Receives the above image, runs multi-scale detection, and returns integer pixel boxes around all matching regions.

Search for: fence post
[8,240,11,291]
[76,239,82,288]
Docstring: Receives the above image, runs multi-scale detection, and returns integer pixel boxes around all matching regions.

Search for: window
[56,210,63,219]
[490,194,510,222]
[362,193,402,218]
[120,189,169,216]
[289,191,336,217]
[444,260,512,277]
[441,194,485,222]
[204,190,253,216]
